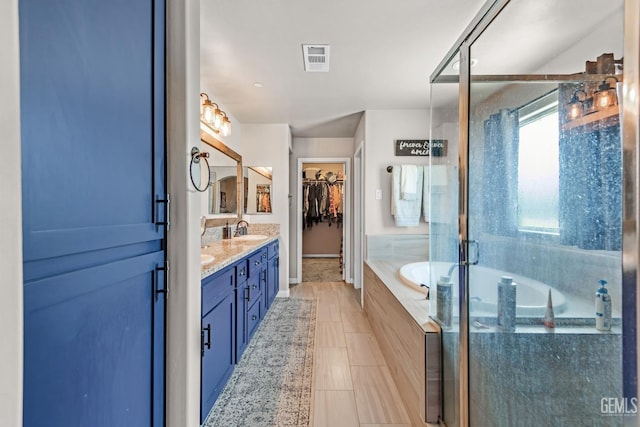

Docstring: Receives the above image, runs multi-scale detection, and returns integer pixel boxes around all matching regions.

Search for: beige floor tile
[317,299,342,322]
[345,333,386,366]
[341,309,372,333]
[351,366,411,424]
[339,289,363,312]
[359,424,411,427]
[316,321,347,347]
[315,347,353,390]
[313,390,360,427]
[289,283,315,299]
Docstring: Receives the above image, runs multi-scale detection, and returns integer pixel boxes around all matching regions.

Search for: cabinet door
[267,256,279,308]
[201,292,235,423]
[236,282,249,362]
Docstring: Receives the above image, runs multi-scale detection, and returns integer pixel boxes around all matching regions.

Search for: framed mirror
[244,166,272,214]
[200,128,243,225]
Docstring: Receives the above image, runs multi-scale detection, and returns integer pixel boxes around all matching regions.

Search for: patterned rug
[302,258,343,282]
[204,298,317,426]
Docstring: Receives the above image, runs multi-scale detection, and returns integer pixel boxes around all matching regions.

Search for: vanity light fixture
[221,111,231,136]
[593,76,619,110]
[199,92,231,136]
[566,89,587,120]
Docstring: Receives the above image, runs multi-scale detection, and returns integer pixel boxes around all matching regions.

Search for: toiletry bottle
[436,276,452,328]
[497,276,517,332]
[223,222,231,239]
[595,279,612,331]
[543,289,555,329]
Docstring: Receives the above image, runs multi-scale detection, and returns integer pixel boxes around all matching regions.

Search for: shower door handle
[464,239,479,265]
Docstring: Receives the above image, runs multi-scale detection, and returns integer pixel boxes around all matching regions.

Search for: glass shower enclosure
[429,0,638,425]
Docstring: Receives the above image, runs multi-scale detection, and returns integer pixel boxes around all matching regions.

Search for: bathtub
[399,261,567,316]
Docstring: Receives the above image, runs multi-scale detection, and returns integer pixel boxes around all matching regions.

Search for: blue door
[19,0,166,426]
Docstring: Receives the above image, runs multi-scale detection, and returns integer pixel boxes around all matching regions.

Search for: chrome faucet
[235,220,249,236]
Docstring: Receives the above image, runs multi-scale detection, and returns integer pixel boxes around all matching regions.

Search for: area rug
[302,258,343,282]
[204,298,317,427]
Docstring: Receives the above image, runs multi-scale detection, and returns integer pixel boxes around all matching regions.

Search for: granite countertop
[200,234,279,279]
[365,259,440,334]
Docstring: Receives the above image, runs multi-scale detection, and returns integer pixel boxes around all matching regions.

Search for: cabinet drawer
[248,250,266,276]
[202,266,234,314]
[267,241,279,259]
[247,299,262,339]
[246,275,262,307]
[235,259,248,284]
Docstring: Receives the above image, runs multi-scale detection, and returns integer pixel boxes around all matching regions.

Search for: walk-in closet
[301,162,345,282]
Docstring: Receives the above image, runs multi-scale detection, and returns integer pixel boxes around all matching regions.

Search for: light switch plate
[375,189,382,200]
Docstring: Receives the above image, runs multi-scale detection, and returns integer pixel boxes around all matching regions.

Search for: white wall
[364,109,431,235]
[289,138,354,281]
[240,124,291,294]
[0,1,23,425]
[166,0,202,426]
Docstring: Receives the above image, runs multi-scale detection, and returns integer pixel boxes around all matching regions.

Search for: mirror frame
[244,166,273,215]
[200,126,243,226]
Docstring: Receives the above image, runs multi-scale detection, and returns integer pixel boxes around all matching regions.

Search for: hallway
[290,281,413,426]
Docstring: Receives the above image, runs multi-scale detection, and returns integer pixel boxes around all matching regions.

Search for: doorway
[297,157,351,284]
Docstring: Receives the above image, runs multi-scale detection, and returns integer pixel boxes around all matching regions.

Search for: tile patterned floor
[290,281,413,427]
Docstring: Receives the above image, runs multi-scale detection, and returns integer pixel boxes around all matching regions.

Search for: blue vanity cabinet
[200,240,278,421]
[247,248,267,339]
[266,241,280,309]
[235,260,249,362]
[201,265,236,423]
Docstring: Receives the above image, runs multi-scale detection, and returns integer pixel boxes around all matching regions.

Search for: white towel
[431,165,448,189]
[425,165,449,223]
[400,165,418,200]
[392,166,423,226]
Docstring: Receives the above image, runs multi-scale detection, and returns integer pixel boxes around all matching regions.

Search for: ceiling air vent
[302,44,330,72]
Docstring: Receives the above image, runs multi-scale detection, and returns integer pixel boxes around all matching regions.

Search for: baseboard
[276,289,290,298]
[302,254,339,258]
[289,277,300,284]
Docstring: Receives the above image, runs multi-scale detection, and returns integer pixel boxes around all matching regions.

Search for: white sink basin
[233,234,268,242]
[200,254,215,265]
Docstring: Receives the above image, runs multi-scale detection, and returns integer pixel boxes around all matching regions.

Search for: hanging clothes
[302,180,344,229]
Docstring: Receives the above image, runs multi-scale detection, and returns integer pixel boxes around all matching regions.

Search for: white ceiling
[200,0,486,137]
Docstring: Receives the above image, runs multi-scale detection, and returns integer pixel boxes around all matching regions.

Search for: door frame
[296,157,351,284]
[353,141,364,296]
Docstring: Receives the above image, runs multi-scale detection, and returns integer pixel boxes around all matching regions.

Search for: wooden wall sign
[394,139,448,157]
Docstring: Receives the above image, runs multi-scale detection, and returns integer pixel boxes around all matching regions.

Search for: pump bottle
[595,279,611,331]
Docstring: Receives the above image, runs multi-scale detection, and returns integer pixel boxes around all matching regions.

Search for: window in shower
[517,91,560,233]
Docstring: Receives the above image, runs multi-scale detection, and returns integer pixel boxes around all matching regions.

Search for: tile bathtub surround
[367,234,429,261]
[478,233,622,314]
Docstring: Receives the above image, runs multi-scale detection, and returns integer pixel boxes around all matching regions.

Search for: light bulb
[213,108,223,130]
[221,117,231,136]
[203,103,214,124]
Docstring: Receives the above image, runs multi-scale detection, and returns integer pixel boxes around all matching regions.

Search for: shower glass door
[429,50,461,426]
[465,0,628,426]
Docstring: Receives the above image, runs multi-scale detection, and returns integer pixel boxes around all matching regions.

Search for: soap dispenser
[223,222,232,240]
[595,279,612,331]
